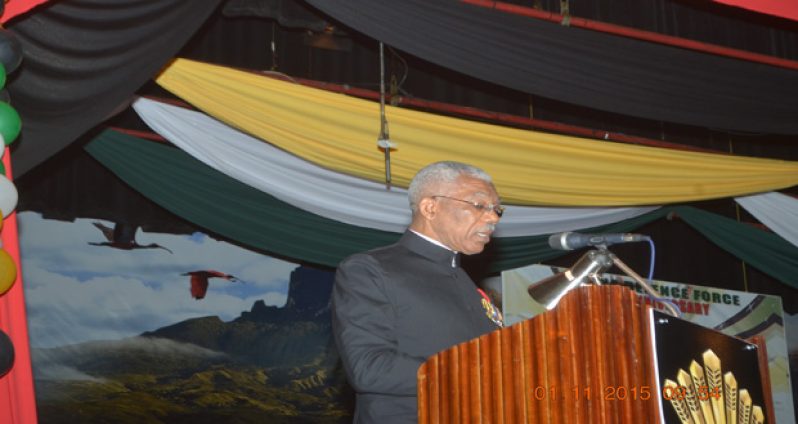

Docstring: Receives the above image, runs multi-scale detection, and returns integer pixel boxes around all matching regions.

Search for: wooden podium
[417,285,774,423]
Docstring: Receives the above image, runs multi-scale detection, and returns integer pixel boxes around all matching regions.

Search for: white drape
[132,98,659,237]
[735,192,798,248]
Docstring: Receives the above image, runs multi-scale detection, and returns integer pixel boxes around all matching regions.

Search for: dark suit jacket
[332,231,499,423]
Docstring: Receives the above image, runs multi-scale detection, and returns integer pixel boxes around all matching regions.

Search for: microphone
[548,232,650,251]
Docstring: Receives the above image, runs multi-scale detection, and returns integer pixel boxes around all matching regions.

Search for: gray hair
[408,161,493,213]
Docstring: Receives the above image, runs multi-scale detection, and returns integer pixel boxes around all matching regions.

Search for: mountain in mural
[142,266,336,369]
[33,266,354,424]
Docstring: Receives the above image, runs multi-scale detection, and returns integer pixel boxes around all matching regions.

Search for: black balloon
[0,89,10,104]
[0,329,14,378]
[0,29,22,75]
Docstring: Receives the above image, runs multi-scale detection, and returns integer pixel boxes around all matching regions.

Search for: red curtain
[0,0,50,24]
[0,150,35,424]
[713,0,798,21]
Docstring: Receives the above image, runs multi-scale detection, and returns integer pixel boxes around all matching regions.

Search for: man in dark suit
[332,161,504,423]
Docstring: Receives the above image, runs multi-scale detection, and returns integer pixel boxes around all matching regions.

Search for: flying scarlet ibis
[182,270,239,300]
[89,222,173,253]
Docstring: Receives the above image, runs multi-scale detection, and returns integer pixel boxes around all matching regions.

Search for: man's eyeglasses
[432,195,505,218]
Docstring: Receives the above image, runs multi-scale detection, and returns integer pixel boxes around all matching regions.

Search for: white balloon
[0,174,17,218]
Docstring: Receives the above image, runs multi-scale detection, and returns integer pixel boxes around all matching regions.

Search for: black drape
[306,0,798,135]
[222,0,330,31]
[6,0,222,177]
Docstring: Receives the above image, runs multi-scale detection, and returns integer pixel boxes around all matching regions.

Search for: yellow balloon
[0,248,16,295]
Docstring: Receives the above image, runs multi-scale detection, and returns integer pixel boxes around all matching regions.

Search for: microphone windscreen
[548,232,571,250]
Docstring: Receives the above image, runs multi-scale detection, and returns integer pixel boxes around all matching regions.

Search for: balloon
[0,330,13,378]
[0,64,5,89]
[0,88,10,104]
[0,29,22,75]
[0,248,15,296]
[0,102,20,146]
[0,175,17,218]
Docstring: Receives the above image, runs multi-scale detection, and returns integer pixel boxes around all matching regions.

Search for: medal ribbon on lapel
[477,288,504,328]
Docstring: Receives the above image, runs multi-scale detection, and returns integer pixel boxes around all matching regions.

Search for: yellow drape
[156,58,798,206]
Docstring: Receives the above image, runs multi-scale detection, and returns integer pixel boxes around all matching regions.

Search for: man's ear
[417,197,438,221]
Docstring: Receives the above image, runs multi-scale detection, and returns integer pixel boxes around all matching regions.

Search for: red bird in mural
[89,222,173,254]
[181,270,240,300]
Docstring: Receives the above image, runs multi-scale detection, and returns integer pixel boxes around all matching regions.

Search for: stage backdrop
[501,263,796,424]
[18,211,353,423]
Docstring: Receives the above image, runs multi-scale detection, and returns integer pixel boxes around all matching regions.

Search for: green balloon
[0,102,20,146]
[0,64,6,89]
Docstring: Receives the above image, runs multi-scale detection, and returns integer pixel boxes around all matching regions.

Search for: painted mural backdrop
[19,211,797,423]
[502,264,796,424]
[18,211,353,423]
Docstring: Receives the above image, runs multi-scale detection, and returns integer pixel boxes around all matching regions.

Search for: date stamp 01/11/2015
[528,385,720,402]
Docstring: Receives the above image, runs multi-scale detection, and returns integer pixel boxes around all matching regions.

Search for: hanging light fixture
[376,41,396,189]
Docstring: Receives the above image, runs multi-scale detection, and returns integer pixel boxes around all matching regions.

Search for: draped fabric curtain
[0,0,49,23]
[132,97,658,236]
[304,0,798,134]
[675,206,798,289]
[735,192,798,248]
[155,58,798,207]
[710,0,798,21]
[84,129,668,272]
[6,0,222,177]
[85,129,798,288]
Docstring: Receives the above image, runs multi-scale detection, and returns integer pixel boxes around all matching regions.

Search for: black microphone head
[549,232,650,251]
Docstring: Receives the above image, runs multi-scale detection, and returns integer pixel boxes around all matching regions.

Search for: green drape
[85,130,798,287]
[675,207,798,289]
[86,130,398,267]
[84,129,664,271]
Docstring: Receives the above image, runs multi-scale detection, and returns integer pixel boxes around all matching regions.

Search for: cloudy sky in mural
[17,212,298,349]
